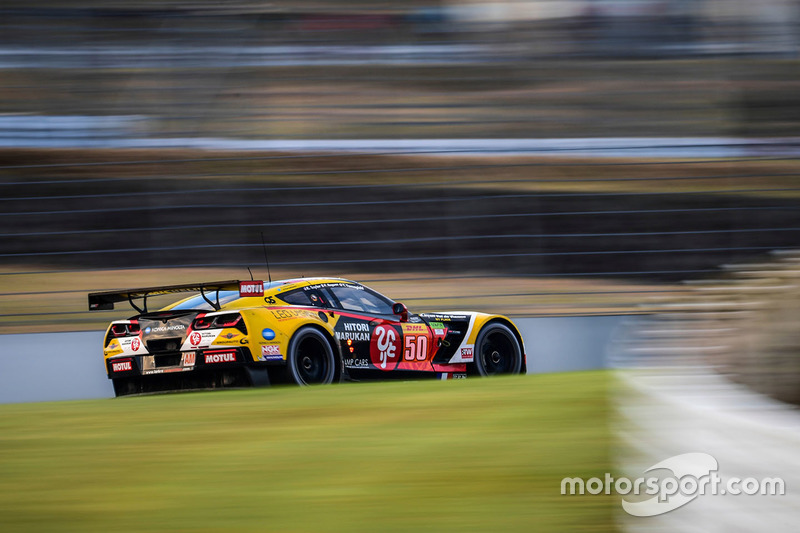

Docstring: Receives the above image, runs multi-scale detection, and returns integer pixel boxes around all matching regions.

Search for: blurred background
[1,1,800,531]
[1,0,800,332]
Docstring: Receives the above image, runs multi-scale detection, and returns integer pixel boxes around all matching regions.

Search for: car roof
[163,277,362,311]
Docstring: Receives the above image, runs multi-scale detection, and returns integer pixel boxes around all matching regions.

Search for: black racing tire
[473,323,523,376]
[286,327,337,386]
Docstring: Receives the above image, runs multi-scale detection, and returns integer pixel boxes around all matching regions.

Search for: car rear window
[170,291,240,311]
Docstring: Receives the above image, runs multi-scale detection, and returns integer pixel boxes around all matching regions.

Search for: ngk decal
[130,337,141,352]
[111,360,132,372]
[204,352,236,364]
[239,280,264,297]
[369,325,401,371]
[260,344,283,361]
[261,345,281,356]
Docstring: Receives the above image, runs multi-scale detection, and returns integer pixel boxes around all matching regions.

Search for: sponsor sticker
[335,320,370,343]
[189,331,202,346]
[369,324,401,371]
[111,360,132,372]
[261,345,281,356]
[262,328,276,340]
[438,372,467,380]
[260,344,283,361]
[460,347,474,361]
[184,352,196,366]
[402,323,427,334]
[147,324,186,333]
[344,358,370,369]
[131,337,141,352]
[204,351,236,364]
[239,280,264,297]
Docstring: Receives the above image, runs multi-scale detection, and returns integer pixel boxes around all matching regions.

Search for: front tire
[286,327,337,385]
[473,323,523,376]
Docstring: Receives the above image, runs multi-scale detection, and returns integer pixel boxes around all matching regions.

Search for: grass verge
[0,372,614,532]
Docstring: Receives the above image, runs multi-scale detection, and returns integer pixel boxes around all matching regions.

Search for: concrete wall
[0,315,625,403]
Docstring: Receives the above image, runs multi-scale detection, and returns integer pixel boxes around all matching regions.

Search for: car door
[324,283,434,373]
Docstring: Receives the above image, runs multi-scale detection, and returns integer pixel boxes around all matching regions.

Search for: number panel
[397,323,433,371]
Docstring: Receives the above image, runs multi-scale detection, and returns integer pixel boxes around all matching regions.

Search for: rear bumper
[106,347,278,395]
[106,346,269,377]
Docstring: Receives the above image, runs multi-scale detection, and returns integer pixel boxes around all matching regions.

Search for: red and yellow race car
[89,277,526,396]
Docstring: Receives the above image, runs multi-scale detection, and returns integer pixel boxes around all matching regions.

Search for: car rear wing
[88,280,245,313]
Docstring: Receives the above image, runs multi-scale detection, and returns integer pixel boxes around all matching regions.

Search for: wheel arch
[290,322,343,383]
[479,317,527,374]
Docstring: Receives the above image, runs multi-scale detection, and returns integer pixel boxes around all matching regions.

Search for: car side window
[278,289,328,307]
[278,289,311,306]
[327,285,394,315]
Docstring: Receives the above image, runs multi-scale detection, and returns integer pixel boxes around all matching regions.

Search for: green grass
[0,372,614,532]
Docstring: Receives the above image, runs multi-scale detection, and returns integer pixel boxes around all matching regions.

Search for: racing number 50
[404,335,428,361]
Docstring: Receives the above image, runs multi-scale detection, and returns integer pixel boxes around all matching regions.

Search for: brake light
[110,323,139,337]
[191,313,247,333]
[214,314,241,328]
[107,322,140,346]
[192,316,215,330]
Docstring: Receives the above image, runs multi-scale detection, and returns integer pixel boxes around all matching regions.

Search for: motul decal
[239,280,264,297]
[204,352,236,364]
[111,360,132,372]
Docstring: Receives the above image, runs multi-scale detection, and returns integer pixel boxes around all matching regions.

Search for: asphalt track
[0,315,625,403]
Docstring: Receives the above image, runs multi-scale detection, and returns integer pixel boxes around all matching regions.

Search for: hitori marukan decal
[117,335,148,356]
[182,329,221,350]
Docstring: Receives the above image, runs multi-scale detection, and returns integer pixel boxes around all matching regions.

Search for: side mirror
[392,302,409,322]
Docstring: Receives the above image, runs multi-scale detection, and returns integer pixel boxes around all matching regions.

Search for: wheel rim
[478,329,518,375]
[295,335,331,384]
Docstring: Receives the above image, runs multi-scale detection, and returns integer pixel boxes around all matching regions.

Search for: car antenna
[260,231,272,283]
[246,266,254,281]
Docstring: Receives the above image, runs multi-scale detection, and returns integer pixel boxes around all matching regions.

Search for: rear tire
[473,323,523,376]
[286,327,337,385]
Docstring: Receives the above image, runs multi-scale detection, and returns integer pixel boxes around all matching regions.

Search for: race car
[89,277,526,396]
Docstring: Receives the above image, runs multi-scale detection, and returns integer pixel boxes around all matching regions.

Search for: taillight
[192,313,247,334]
[192,316,215,330]
[110,323,139,337]
[214,314,242,328]
[107,322,139,346]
